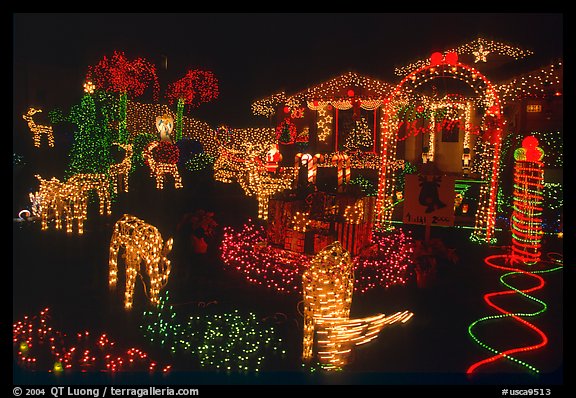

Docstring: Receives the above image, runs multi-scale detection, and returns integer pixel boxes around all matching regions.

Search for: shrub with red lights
[220,220,413,294]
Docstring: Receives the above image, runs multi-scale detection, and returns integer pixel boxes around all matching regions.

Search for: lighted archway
[375,52,505,243]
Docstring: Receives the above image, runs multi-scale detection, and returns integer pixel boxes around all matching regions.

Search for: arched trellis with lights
[375,52,505,244]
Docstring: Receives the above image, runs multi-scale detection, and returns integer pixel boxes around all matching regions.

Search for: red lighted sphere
[347,89,355,97]
[522,135,539,150]
[283,106,290,114]
[430,52,443,66]
[445,51,458,65]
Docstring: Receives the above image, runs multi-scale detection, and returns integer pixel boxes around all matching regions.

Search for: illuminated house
[252,37,563,243]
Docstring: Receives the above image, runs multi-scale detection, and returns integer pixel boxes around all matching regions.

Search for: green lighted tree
[344,117,372,151]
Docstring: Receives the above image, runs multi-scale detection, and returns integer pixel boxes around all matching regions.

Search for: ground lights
[466,253,563,374]
[13,308,171,374]
[140,291,285,372]
[220,220,413,294]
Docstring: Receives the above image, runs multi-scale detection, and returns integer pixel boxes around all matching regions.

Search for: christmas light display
[294,153,322,185]
[220,221,412,294]
[185,153,216,172]
[302,241,413,370]
[33,173,111,234]
[315,105,334,142]
[109,214,173,310]
[277,117,297,144]
[344,117,372,151]
[497,62,562,105]
[395,37,534,76]
[109,143,133,194]
[13,308,171,373]
[140,291,285,372]
[467,253,563,374]
[86,51,160,144]
[142,141,183,190]
[165,70,219,141]
[251,92,286,117]
[511,136,544,265]
[376,52,503,243]
[22,107,55,148]
[331,153,351,191]
[66,93,114,177]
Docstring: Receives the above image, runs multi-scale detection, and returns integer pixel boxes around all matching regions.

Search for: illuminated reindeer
[142,141,183,190]
[214,142,291,220]
[302,241,413,370]
[109,143,133,193]
[109,214,173,310]
[22,108,55,148]
[32,173,111,234]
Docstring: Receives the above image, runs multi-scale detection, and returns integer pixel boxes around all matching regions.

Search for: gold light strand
[22,108,55,148]
[291,211,310,232]
[251,92,286,117]
[109,143,133,194]
[497,62,563,105]
[142,141,183,190]
[109,214,173,310]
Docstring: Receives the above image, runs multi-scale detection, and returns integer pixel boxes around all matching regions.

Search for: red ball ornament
[522,135,539,150]
[430,52,443,66]
[283,106,290,114]
[313,100,319,107]
[416,105,424,113]
[347,89,355,97]
[444,51,458,65]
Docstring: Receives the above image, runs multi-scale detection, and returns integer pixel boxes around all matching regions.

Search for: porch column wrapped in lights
[511,136,545,265]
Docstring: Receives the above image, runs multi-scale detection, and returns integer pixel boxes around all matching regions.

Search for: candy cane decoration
[332,153,351,191]
[294,153,322,186]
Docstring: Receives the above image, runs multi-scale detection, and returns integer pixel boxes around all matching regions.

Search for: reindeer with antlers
[109,214,173,310]
[32,173,111,234]
[142,141,183,190]
[109,143,133,193]
[22,108,55,148]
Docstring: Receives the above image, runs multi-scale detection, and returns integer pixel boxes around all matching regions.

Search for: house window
[526,104,542,113]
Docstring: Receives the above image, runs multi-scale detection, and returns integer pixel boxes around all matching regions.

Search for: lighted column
[511,136,544,265]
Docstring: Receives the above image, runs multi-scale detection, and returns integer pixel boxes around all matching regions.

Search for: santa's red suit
[266,145,282,173]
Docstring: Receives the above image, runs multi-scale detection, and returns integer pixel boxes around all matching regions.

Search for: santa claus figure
[266,144,282,173]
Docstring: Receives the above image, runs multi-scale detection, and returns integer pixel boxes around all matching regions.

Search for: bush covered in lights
[220,220,414,294]
[140,291,285,372]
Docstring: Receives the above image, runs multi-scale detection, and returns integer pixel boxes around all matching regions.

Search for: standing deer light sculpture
[142,141,183,190]
[22,108,55,148]
[109,214,173,310]
[109,143,133,193]
[302,241,413,370]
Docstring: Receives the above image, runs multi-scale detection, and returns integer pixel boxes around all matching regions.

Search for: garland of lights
[13,308,171,373]
[22,108,55,148]
[220,221,413,294]
[140,291,285,372]
[467,253,563,374]
[376,52,504,242]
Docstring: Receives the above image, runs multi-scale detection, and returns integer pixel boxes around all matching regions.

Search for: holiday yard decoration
[109,214,173,310]
[109,143,133,194]
[142,140,183,190]
[22,107,55,148]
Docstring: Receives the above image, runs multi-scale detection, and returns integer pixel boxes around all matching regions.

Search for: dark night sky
[13,13,564,128]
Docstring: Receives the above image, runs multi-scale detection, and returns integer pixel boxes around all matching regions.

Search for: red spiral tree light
[511,136,545,265]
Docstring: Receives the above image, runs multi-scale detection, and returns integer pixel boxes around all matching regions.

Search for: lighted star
[473,45,490,63]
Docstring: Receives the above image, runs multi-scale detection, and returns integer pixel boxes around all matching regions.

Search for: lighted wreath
[149,141,180,164]
[276,117,297,144]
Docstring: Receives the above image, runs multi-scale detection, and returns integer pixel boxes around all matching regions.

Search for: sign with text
[403,174,455,226]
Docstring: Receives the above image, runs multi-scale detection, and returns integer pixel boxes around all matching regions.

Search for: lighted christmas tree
[66,93,113,177]
[344,118,372,151]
